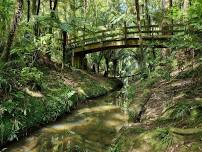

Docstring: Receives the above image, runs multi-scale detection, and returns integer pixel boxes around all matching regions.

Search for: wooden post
[82,26,86,51]
[73,55,79,68]
[102,31,105,47]
[71,49,74,67]
[124,22,127,45]
[73,53,86,69]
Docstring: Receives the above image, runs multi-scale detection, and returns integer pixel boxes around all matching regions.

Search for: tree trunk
[32,0,37,14]
[161,0,172,58]
[33,0,40,36]
[183,0,190,15]
[104,58,109,77]
[1,0,23,61]
[62,31,67,64]
[27,0,30,22]
[145,0,151,32]
[135,0,145,74]
[113,59,118,77]
[184,0,190,10]
[49,0,58,33]
[97,64,100,73]
[47,0,58,60]
[162,0,172,13]
[36,0,40,15]
[97,53,103,73]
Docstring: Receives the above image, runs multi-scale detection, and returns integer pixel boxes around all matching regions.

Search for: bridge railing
[68,24,185,48]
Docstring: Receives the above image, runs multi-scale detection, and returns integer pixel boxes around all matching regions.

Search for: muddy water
[5,91,129,152]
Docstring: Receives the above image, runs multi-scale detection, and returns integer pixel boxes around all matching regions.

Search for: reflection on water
[5,91,129,152]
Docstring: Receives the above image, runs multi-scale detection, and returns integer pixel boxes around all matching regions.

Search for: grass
[109,61,202,152]
[0,67,120,147]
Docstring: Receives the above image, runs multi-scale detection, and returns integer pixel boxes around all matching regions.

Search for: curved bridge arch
[66,24,184,68]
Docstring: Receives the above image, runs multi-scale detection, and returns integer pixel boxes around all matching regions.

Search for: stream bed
[5,90,129,152]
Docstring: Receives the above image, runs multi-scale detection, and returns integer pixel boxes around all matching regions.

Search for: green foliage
[20,67,43,84]
[1,100,16,115]
[170,102,191,120]
[0,61,23,95]
[0,65,119,146]
[155,128,173,147]
[0,76,11,94]
[189,0,202,31]
[0,0,14,41]
[166,100,202,124]
[170,0,202,50]
[108,141,122,152]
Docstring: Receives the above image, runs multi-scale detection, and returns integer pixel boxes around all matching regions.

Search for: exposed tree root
[170,127,202,135]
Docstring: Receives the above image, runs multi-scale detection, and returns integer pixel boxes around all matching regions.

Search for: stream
[5,90,130,152]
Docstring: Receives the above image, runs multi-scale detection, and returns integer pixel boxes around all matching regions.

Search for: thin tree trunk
[105,58,109,77]
[135,0,145,74]
[184,0,190,10]
[47,0,58,60]
[53,0,58,11]
[27,0,30,22]
[32,0,37,14]
[49,0,58,33]
[135,0,142,42]
[97,64,100,73]
[161,0,172,58]
[183,0,190,15]
[62,31,67,64]
[33,0,40,36]
[36,0,40,15]
[113,59,118,77]
[1,0,23,61]
[145,0,151,30]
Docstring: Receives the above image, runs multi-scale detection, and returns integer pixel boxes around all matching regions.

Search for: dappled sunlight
[104,119,126,131]
[77,105,118,114]
[77,87,87,96]
[25,87,43,97]
[63,77,78,87]
[6,92,129,152]
[173,93,186,101]
[171,79,193,88]
[195,97,202,101]
[171,62,200,77]
[42,117,95,132]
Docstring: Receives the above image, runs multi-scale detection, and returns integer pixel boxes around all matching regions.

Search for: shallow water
[5,91,129,152]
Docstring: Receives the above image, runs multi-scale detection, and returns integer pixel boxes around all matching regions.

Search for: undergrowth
[0,63,119,146]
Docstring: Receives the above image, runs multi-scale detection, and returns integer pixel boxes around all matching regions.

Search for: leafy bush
[155,128,173,147]
[167,100,202,123]
[20,67,43,82]
[0,76,11,95]
[170,102,191,120]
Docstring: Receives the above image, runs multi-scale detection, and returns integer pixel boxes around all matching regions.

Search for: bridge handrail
[68,24,185,48]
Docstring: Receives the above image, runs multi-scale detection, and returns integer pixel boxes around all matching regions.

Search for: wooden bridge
[66,24,185,68]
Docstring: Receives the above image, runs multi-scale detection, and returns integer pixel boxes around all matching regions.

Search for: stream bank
[4,90,129,152]
[1,64,201,152]
[0,68,122,148]
[110,64,202,152]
